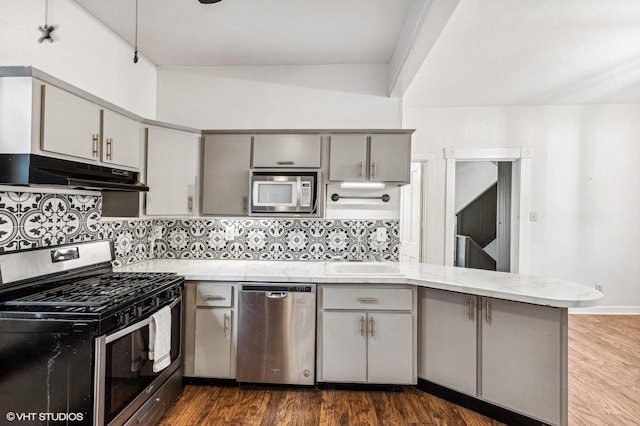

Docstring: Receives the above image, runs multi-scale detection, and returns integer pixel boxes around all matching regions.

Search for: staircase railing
[456,183,497,248]
[455,235,496,271]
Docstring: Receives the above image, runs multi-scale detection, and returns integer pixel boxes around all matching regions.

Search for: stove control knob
[134,306,143,318]
[118,312,130,325]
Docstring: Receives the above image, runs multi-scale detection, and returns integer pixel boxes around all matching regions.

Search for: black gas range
[0,241,184,426]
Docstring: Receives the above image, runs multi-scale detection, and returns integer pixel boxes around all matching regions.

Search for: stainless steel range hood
[0,154,149,192]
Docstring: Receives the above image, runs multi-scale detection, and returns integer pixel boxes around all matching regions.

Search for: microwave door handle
[296,176,301,211]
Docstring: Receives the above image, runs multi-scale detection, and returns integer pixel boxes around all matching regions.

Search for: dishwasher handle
[265,292,288,299]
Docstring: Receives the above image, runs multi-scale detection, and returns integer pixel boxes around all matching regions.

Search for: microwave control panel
[301,181,311,206]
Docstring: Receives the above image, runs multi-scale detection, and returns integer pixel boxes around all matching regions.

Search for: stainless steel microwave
[250,170,320,215]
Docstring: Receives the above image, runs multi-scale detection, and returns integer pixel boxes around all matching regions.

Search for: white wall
[0,0,157,118]
[156,65,402,129]
[404,104,640,308]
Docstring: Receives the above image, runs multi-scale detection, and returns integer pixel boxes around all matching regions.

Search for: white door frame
[444,148,532,273]
[408,153,436,263]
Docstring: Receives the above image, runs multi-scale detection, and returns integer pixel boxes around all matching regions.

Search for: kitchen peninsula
[118,259,601,426]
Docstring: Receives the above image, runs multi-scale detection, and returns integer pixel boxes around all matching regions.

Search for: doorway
[444,148,531,273]
[454,161,511,272]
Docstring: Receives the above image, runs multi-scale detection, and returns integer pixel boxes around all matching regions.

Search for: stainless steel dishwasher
[237,283,316,385]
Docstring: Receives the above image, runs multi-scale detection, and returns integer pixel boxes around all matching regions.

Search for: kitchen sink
[324,261,404,276]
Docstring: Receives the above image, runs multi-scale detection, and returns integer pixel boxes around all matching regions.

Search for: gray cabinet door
[422,288,477,396]
[481,298,564,425]
[369,134,411,183]
[202,134,251,215]
[194,307,233,378]
[328,135,367,181]
[40,84,101,162]
[252,134,321,168]
[146,127,199,216]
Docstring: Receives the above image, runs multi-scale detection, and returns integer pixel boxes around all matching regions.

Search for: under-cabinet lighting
[339,182,386,190]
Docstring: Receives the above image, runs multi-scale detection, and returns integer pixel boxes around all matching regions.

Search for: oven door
[94,297,182,426]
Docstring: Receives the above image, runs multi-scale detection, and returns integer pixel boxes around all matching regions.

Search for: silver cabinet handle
[359,161,364,178]
[469,297,475,321]
[92,134,99,157]
[370,317,375,337]
[360,316,365,336]
[242,196,247,214]
[106,138,113,160]
[357,297,378,304]
[188,195,193,213]
[485,300,491,323]
[277,161,294,165]
[204,295,226,301]
[371,161,377,179]
[223,313,230,338]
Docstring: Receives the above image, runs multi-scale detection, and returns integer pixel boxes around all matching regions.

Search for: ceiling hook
[38,0,55,43]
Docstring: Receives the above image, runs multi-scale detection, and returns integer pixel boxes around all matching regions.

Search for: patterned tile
[0,190,399,264]
[150,218,399,261]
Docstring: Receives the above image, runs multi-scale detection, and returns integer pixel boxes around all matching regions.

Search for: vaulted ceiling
[74,0,640,105]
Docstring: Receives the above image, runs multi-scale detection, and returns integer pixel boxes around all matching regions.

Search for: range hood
[0,154,149,192]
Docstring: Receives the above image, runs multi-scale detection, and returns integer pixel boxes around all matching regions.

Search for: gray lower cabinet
[184,282,236,379]
[481,297,566,426]
[421,288,477,396]
[420,289,567,426]
[318,285,416,385]
[202,134,251,215]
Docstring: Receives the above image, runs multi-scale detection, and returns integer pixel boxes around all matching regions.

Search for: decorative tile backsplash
[151,218,399,261]
[0,190,399,265]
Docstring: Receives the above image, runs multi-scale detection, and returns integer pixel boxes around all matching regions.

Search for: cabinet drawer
[322,287,412,311]
[196,283,233,307]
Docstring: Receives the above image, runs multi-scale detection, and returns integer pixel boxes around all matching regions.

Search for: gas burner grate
[1,272,180,313]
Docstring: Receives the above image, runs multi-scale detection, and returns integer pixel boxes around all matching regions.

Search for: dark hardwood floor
[159,315,640,425]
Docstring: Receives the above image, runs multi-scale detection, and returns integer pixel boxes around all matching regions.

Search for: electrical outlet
[151,226,163,239]
[595,284,603,293]
[529,211,538,222]
[224,225,235,241]
[376,227,387,242]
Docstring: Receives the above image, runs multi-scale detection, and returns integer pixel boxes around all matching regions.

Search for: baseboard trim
[569,306,640,315]
[416,379,551,426]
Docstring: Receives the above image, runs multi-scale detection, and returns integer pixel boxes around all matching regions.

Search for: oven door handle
[105,296,181,344]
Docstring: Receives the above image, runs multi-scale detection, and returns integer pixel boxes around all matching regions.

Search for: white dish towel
[148,306,172,373]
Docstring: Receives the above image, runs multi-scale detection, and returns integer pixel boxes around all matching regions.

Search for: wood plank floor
[159,315,640,425]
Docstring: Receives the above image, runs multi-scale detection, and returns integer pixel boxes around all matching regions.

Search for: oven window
[103,303,180,424]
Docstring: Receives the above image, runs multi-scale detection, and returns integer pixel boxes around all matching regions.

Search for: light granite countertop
[116,260,602,308]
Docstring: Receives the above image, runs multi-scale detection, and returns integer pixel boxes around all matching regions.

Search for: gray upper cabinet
[252,134,321,168]
[329,133,411,184]
[202,134,252,215]
[146,126,200,216]
[328,135,368,181]
[40,84,101,162]
[369,134,411,183]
